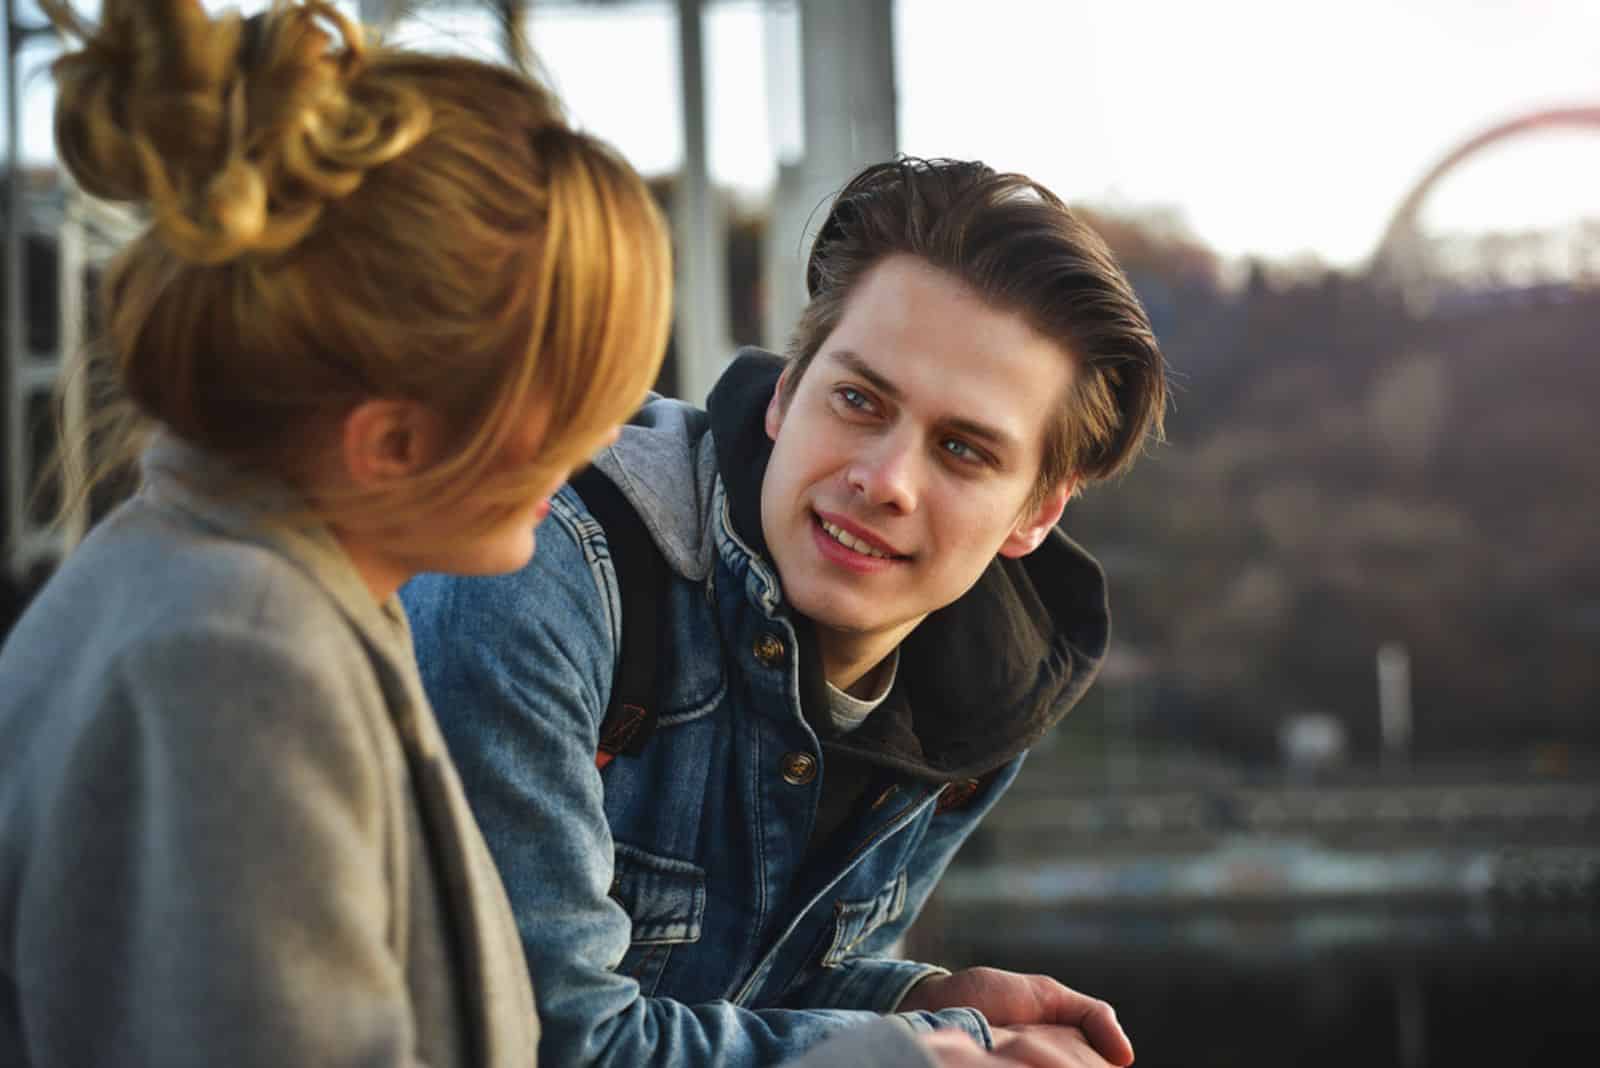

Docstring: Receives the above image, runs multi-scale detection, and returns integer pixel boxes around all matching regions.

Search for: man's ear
[998,476,1078,558]
[340,398,445,490]
[764,367,793,443]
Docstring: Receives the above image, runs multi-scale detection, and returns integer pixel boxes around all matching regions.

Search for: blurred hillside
[1058,211,1600,770]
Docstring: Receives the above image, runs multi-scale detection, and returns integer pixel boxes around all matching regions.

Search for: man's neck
[818,617,921,698]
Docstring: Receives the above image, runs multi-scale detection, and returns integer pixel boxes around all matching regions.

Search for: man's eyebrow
[829,349,902,402]
[826,348,1020,454]
[942,415,1019,454]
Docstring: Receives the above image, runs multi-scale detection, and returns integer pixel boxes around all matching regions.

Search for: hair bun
[47,0,429,264]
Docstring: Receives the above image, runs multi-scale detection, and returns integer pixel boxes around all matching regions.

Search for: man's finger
[992,1024,1112,1068]
[1031,980,1134,1067]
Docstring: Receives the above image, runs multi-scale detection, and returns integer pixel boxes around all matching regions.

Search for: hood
[591,391,720,582]
[708,350,1111,781]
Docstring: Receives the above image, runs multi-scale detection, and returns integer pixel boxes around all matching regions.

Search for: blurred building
[2,0,896,591]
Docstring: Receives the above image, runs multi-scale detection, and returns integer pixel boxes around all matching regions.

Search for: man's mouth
[815,513,903,560]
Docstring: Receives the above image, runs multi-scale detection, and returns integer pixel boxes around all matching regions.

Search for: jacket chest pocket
[608,842,707,994]
[820,870,908,968]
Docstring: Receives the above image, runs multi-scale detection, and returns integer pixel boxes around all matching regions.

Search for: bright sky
[13,0,1600,269]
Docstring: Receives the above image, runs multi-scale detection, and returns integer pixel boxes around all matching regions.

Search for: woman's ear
[339,399,445,490]
[998,476,1078,559]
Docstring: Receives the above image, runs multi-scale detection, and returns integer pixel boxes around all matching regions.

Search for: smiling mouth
[816,516,903,560]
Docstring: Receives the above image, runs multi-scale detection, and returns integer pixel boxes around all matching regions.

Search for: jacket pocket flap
[821,870,908,967]
[610,842,707,945]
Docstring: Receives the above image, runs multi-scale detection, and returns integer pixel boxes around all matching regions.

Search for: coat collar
[138,431,413,663]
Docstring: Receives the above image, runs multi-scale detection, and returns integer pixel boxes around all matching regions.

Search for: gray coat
[0,435,539,1068]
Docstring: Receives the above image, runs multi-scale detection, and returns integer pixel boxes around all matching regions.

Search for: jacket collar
[708,350,1111,781]
[707,349,781,559]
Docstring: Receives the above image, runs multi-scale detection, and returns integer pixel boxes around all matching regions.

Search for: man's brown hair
[782,157,1166,503]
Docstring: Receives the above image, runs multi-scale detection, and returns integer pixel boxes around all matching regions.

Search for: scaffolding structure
[3,1,141,583]
[2,0,895,582]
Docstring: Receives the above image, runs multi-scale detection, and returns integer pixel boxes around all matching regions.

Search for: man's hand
[898,968,1133,1066]
[919,1026,1124,1068]
[990,1025,1124,1067]
[917,1031,1002,1067]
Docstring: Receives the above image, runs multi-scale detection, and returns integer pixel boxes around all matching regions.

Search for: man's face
[760,254,1077,663]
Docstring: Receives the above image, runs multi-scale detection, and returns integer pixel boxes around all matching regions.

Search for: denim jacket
[403,351,1111,1068]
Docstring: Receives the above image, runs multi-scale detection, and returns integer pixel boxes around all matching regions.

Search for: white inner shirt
[824,649,900,734]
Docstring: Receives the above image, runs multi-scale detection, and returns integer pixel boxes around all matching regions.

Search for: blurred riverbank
[911,764,1599,1067]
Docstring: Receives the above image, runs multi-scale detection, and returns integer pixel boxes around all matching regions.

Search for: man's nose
[846,433,918,513]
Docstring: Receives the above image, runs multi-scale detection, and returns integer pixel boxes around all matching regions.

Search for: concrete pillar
[671,0,732,406]
[762,0,897,354]
[356,0,393,25]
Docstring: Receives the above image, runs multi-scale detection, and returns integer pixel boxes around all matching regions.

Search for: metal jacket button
[781,751,817,785]
[937,777,981,814]
[753,632,785,666]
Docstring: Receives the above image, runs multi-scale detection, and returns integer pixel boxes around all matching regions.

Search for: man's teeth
[820,519,893,559]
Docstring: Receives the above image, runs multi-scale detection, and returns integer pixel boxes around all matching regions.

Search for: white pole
[1377,640,1413,771]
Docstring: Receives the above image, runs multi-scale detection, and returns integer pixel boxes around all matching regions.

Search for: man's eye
[836,387,872,411]
[941,438,983,464]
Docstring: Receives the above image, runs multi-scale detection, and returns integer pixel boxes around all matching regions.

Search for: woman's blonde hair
[46,0,671,539]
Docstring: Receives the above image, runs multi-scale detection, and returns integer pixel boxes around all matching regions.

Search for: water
[925,901,1599,1068]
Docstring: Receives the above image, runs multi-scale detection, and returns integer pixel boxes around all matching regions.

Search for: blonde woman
[0,2,669,1065]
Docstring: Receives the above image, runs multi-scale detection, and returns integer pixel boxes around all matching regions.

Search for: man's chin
[787,588,897,638]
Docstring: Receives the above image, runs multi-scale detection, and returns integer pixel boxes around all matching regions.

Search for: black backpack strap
[569,466,667,770]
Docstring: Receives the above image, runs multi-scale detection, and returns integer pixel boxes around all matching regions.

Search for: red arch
[1372,105,1600,269]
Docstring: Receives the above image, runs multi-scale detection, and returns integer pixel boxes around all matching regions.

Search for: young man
[403,157,1167,1068]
